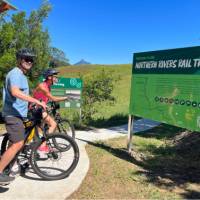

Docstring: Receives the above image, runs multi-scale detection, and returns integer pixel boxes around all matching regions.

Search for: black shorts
[4,116,25,143]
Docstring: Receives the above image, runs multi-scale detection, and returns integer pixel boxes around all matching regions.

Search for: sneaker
[36,150,48,159]
[10,163,20,177]
[37,145,50,159]
[0,173,15,184]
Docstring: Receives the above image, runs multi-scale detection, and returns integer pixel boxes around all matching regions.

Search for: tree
[81,69,117,124]
[49,47,70,67]
[0,0,52,98]
[0,0,71,107]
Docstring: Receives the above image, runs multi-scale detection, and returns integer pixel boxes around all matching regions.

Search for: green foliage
[58,64,131,127]
[49,47,70,67]
[81,69,117,124]
[0,0,52,105]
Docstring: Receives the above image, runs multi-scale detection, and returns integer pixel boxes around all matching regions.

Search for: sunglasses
[24,57,34,64]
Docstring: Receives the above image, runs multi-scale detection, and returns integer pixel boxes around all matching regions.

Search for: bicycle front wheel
[56,119,75,139]
[30,134,79,180]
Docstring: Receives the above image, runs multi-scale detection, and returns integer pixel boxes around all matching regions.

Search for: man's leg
[0,140,24,173]
[0,116,25,183]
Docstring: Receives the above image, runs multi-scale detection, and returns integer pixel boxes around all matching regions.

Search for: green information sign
[129,46,200,131]
[39,77,82,108]
[51,77,82,108]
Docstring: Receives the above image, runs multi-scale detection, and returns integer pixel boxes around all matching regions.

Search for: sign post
[127,115,134,153]
[128,46,200,152]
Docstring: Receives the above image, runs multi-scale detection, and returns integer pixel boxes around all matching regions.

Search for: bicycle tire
[1,134,9,156]
[56,119,75,139]
[30,133,79,180]
[0,134,16,175]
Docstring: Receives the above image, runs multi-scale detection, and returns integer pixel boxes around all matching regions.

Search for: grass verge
[69,124,200,199]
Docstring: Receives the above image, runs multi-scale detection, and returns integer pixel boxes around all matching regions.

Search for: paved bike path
[0,119,160,200]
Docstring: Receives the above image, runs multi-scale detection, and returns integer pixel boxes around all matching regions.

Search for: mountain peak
[74,59,91,65]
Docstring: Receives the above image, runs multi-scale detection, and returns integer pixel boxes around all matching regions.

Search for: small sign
[39,76,83,108]
[52,77,82,108]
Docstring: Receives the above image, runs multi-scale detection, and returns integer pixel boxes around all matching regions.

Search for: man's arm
[38,84,68,102]
[10,86,46,109]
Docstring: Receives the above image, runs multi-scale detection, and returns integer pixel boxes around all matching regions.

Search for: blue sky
[8,0,200,64]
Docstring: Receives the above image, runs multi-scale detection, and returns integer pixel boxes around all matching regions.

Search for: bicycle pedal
[20,162,30,171]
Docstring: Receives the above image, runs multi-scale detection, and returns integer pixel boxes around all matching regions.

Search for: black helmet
[43,68,59,79]
[16,48,36,60]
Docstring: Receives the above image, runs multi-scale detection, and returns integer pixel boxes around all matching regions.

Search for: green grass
[58,64,132,126]
[69,124,200,199]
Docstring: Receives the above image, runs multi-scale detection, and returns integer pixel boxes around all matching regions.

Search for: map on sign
[129,46,200,132]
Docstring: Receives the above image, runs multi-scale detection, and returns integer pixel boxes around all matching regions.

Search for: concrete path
[0,118,160,200]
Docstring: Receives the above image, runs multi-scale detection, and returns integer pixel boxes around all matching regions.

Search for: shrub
[81,69,117,124]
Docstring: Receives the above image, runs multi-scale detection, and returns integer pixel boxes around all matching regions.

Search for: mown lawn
[59,64,132,126]
[69,124,200,199]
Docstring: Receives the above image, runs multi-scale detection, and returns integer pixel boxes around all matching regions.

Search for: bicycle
[0,106,79,182]
[48,101,75,139]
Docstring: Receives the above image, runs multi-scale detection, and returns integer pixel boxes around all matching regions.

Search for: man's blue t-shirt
[2,67,29,118]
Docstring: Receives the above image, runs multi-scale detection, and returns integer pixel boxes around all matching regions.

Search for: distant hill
[74,59,91,65]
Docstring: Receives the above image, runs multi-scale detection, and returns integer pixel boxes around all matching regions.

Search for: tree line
[0,0,69,93]
[0,0,117,124]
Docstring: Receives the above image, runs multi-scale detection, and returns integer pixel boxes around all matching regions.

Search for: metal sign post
[127,115,134,153]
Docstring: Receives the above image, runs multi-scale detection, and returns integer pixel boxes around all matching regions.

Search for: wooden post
[127,114,134,153]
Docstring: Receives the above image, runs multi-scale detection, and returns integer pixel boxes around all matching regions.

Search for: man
[33,68,69,147]
[0,48,46,184]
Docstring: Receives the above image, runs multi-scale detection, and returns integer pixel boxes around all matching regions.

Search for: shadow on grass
[81,127,200,199]
[87,113,128,128]
[182,189,200,199]
[74,113,128,130]
[78,138,137,164]
[135,123,185,140]
[87,113,141,128]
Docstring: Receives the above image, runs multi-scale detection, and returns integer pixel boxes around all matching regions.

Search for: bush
[81,69,117,124]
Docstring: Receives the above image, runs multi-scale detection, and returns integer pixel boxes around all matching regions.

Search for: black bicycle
[48,101,75,139]
[0,106,79,181]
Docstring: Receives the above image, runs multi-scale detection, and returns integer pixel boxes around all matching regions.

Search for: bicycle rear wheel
[0,134,21,175]
[30,133,79,180]
[1,134,9,156]
[56,119,75,139]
